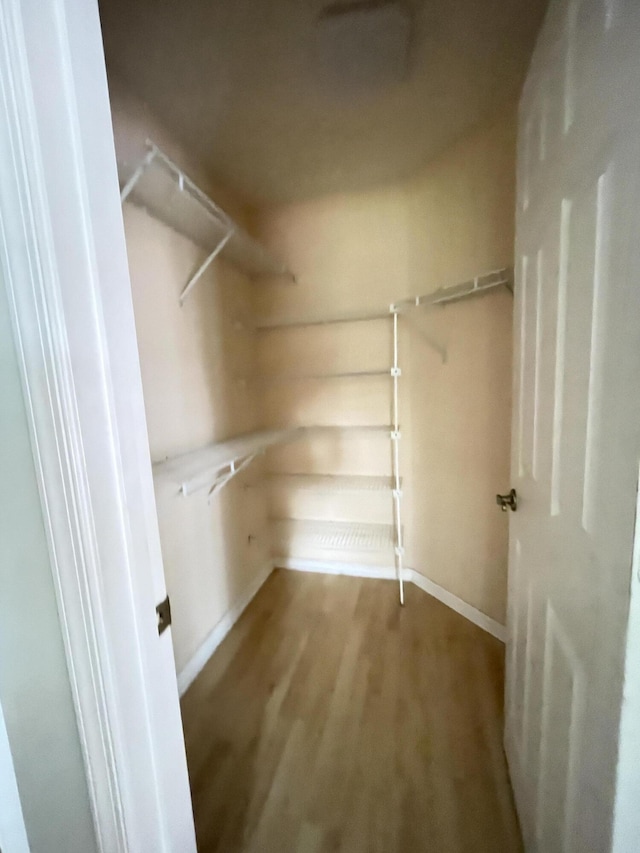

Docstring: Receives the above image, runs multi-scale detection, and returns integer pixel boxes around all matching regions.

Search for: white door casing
[0,0,196,850]
[0,702,29,853]
[505,1,640,851]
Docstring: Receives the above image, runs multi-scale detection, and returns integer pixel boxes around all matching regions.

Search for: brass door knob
[496,488,517,512]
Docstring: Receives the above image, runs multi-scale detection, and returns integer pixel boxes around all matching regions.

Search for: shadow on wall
[406,288,513,624]
[126,201,271,676]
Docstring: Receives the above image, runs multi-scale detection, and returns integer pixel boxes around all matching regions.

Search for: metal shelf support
[207,452,257,497]
[119,141,295,298]
[391,310,405,606]
[179,228,234,304]
[120,145,157,202]
[400,314,448,362]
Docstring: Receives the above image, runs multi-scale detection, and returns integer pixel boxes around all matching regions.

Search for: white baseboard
[177,560,274,696]
[405,569,506,642]
[276,557,505,643]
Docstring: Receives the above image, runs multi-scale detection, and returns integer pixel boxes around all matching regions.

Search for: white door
[505,0,640,851]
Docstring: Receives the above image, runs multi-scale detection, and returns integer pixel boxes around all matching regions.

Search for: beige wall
[252,185,409,323]
[405,109,517,290]
[113,77,515,666]
[253,185,412,568]
[254,109,515,623]
[405,111,516,623]
[112,87,271,676]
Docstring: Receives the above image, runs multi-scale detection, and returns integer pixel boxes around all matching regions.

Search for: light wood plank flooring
[181,570,522,852]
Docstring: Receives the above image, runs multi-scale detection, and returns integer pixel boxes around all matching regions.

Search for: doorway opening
[98,1,545,849]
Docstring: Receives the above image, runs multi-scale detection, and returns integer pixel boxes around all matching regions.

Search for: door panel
[506,1,640,851]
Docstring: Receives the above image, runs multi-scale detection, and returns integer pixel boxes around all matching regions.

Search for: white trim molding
[0,1,196,851]
[0,702,29,853]
[178,562,274,696]
[0,4,126,849]
[408,569,506,643]
[277,558,506,642]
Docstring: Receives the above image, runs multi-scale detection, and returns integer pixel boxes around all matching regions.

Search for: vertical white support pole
[391,311,405,605]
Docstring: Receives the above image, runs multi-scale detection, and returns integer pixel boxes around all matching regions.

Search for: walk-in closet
[4,0,640,850]
[100,1,541,850]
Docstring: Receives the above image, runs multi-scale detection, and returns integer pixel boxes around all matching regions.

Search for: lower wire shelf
[152,426,393,498]
[270,519,397,553]
[152,427,306,496]
[267,473,396,493]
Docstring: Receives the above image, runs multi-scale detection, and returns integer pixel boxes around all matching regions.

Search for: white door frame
[0,702,29,853]
[0,1,196,851]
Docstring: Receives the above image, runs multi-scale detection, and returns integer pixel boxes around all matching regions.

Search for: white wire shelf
[152,426,394,496]
[267,474,396,493]
[120,142,295,301]
[391,267,513,313]
[152,428,306,496]
[271,519,397,552]
[254,308,446,361]
[250,369,392,384]
[256,310,390,330]
[268,424,395,437]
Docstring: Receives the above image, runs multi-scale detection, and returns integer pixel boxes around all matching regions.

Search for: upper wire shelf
[120,142,295,302]
[255,268,512,333]
[391,267,513,313]
[255,310,390,330]
[248,369,392,384]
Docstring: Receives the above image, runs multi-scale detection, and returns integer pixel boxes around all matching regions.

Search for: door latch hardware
[496,488,518,512]
[156,595,172,635]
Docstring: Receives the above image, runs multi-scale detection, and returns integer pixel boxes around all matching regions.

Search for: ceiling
[99,0,548,205]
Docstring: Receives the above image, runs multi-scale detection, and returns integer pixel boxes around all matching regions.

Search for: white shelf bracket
[120,145,157,203]
[206,452,257,498]
[393,311,447,363]
[179,228,235,305]
[120,140,294,282]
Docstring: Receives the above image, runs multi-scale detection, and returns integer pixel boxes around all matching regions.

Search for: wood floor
[180,570,522,853]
